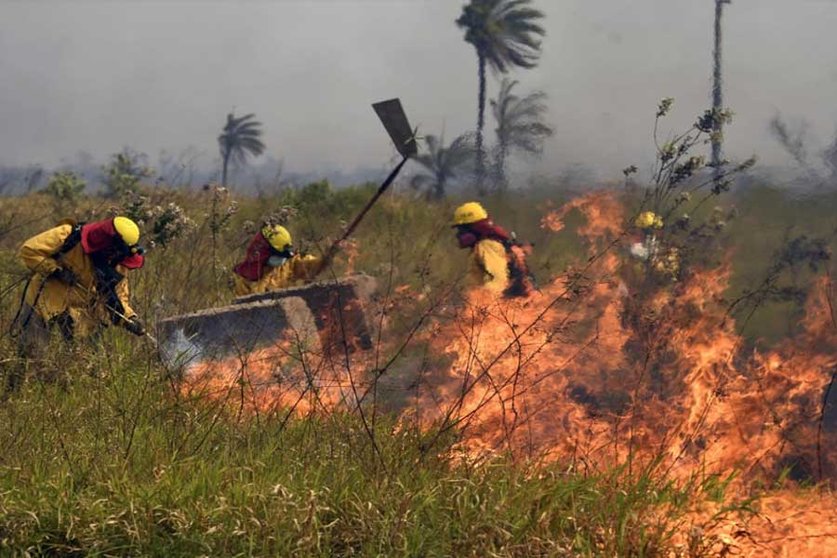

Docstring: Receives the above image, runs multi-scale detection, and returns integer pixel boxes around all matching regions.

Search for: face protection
[81,218,145,269]
[455,226,478,249]
[94,239,143,270]
[112,236,146,266]
[266,244,295,267]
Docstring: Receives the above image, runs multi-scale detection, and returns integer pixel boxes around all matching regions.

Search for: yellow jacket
[468,239,510,294]
[18,224,136,337]
[233,254,323,297]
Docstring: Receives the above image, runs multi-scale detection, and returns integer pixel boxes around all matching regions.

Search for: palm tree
[456,0,545,193]
[218,112,265,187]
[490,78,553,190]
[711,0,732,182]
[410,134,476,199]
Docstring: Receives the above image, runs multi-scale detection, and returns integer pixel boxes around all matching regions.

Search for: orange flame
[183,190,836,554]
[414,191,837,554]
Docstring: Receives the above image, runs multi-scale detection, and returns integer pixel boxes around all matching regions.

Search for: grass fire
[1,1,837,556]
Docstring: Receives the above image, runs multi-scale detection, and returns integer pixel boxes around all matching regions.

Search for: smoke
[2,1,837,181]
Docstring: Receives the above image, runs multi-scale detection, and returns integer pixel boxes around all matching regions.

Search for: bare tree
[158,147,204,188]
[0,165,45,195]
[769,114,809,168]
[823,131,837,182]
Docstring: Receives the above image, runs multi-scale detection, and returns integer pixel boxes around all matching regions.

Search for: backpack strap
[53,222,85,258]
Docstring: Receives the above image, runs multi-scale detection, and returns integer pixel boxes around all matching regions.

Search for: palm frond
[491,78,553,188]
[409,133,476,198]
[218,111,266,162]
[457,0,546,74]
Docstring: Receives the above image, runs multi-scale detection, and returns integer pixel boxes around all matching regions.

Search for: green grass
[726,184,837,343]
[0,344,744,557]
[0,181,833,555]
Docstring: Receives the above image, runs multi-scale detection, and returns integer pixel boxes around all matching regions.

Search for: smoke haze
[1,0,837,182]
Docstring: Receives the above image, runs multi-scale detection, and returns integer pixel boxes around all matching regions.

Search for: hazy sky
[2,0,837,180]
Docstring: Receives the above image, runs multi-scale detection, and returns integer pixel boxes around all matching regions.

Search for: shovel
[155,100,416,373]
[314,98,417,277]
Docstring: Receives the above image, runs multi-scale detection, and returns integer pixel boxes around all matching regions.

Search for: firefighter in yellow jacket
[452,202,534,296]
[15,216,147,357]
[232,224,323,297]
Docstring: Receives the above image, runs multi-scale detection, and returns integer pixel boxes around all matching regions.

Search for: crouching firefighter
[452,202,536,297]
[232,224,323,297]
[13,216,147,361]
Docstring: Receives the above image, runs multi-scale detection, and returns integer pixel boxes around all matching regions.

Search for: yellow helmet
[452,202,489,226]
[113,216,140,245]
[635,211,663,230]
[261,224,292,252]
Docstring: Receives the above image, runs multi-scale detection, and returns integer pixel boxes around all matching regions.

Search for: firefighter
[629,211,680,280]
[452,202,534,297]
[232,224,323,296]
[13,216,147,366]
[629,211,663,261]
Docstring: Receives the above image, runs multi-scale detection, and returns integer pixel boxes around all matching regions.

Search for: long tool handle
[102,299,160,349]
[314,155,409,278]
[71,279,160,349]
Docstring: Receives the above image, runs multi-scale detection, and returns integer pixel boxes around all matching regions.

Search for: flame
[179,290,377,417]
[540,192,625,238]
[674,490,837,557]
[540,211,564,233]
[180,341,362,417]
[182,190,836,553]
[417,193,836,481]
[413,191,836,552]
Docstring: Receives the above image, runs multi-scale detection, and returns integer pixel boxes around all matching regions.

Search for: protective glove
[124,316,146,337]
[51,267,78,286]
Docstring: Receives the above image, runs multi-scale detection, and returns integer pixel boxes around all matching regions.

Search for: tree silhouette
[410,133,476,199]
[490,78,553,190]
[456,0,545,194]
[218,112,265,187]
